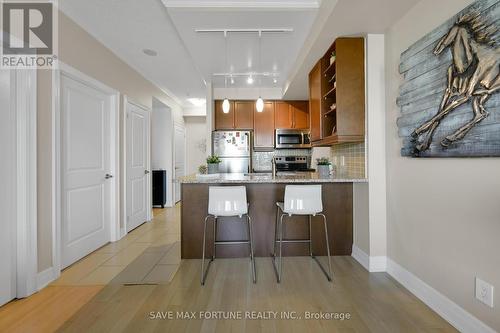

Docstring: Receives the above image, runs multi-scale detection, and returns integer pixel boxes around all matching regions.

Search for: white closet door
[61,74,113,268]
[126,102,151,231]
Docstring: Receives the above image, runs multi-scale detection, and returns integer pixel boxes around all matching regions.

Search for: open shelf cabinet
[308,37,365,146]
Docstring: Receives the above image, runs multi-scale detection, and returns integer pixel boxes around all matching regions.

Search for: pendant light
[222,32,231,114]
[256,32,264,112]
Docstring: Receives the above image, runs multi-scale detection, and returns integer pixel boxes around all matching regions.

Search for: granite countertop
[178,172,367,184]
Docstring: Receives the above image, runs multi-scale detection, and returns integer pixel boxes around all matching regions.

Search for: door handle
[105,174,113,179]
[144,170,150,175]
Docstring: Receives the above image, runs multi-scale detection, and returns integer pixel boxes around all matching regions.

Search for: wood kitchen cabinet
[253,101,275,149]
[234,101,254,129]
[214,100,235,129]
[215,100,254,129]
[309,61,322,142]
[275,101,309,129]
[308,37,365,145]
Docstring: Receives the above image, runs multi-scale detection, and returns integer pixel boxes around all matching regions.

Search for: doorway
[126,100,151,232]
[59,69,119,269]
[174,125,186,203]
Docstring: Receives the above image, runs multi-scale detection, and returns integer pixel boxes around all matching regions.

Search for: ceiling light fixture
[247,75,254,85]
[230,76,235,84]
[256,31,264,113]
[143,48,158,57]
[222,31,231,114]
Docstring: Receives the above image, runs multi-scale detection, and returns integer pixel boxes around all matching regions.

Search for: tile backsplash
[329,142,366,178]
[253,143,366,178]
[252,149,312,172]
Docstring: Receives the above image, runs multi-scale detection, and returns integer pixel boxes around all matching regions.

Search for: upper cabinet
[275,101,309,129]
[215,100,308,149]
[309,37,365,146]
[234,101,254,129]
[215,100,255,129]
[254,101,275,149]
[215,100,235,129]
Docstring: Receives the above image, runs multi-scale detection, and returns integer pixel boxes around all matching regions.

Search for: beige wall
[185,116,208,175]
[385,0,500,329]
[37,12,184,272]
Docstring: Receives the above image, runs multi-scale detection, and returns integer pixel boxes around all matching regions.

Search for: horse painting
[410,11,500,155]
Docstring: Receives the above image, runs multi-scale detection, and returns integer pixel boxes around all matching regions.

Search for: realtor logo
[1,0,57,68]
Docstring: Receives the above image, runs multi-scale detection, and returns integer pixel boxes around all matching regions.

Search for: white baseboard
[36,267,57,290]
[351,245,387,272]
[369,256,387,272]
[351,245,370,270]
[387,258,495,333]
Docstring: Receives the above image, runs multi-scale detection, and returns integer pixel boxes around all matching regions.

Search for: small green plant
[206,155,221,164]
[198,165,208,174]
[316,157,331,166]
[331,51,336,58]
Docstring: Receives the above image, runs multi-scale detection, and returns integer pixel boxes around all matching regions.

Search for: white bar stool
[272,185,332,283]
[201,186,256,285]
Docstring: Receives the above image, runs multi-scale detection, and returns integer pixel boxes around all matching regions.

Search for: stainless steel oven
[275,129,311,149]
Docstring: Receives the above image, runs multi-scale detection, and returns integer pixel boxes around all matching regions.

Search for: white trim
[369,256,387,272]
[351,245,369,271]
[52,61,121,274]
[351,246,387,273]
[13,68,38,298]
[36,267,57,291]
[387,258,496,333]
[123,96,153,234]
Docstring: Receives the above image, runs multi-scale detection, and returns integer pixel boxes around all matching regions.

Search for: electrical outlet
[475,277,494,308]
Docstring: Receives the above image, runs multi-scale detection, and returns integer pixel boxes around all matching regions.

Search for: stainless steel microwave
[275,129,312,149]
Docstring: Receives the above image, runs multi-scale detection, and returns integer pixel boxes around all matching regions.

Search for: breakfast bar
[179,173,366,259]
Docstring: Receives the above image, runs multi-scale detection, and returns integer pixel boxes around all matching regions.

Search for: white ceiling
[59,0,419,107]
[165,7,318,89]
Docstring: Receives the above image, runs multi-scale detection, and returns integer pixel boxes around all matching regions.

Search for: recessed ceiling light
[143,48,158,57]
[273,78,278,84]
[187,98,206,107]
[247,76,254,85]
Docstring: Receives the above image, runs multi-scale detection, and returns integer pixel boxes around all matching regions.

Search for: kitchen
[179,36,368,284]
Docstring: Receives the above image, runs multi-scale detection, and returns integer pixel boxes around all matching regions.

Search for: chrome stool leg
[201,215,214,285]
[309,213,332,282]
[247,215,256,283]
[308,215,313,257]
[272,206,279,257]
[212,217,217,260]
[278,214,285,282]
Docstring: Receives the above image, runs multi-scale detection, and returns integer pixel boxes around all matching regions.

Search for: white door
[126,102,151,232]
[61,74,113,268]
[174,125,185,203]
[0,70,16,306]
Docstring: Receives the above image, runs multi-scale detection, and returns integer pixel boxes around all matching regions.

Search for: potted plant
[316,157,332,177]
[206,155,221,174]
[198,165,208,175]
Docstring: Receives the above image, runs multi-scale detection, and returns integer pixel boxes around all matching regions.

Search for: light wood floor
[0,204,457,333]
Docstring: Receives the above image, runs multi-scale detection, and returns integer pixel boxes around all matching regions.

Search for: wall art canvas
[398,0,500,157]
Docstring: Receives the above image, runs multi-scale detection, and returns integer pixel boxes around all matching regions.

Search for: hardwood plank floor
[0,203,457,332]
[55,256,457,333]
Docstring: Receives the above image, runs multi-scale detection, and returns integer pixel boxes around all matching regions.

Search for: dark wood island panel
[181,182,353,259]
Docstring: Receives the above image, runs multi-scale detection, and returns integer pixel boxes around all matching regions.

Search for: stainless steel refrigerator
[212,130,252,173]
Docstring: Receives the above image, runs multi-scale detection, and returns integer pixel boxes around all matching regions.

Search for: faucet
[271,156,277,178]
